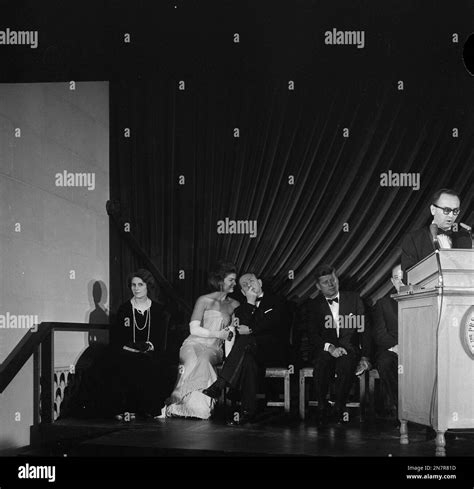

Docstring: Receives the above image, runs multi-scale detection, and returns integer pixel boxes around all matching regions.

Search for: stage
[19,409,474,458]
[1,408,473,483]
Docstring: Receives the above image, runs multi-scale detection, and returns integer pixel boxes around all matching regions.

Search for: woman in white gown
[166,262,240,419]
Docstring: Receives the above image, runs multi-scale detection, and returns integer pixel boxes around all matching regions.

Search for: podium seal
[461,305,474,359]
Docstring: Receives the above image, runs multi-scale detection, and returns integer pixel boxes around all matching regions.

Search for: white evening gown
[165,310,230,419]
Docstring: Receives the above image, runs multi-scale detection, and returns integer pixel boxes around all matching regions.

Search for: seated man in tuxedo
[372,264,404,418]
[401,188,471,278]
[306,265,371,425]
[203,272,289,425]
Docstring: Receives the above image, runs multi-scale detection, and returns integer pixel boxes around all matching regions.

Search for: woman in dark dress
[61,269,176,419]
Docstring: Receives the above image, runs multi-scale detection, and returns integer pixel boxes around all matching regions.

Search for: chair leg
[359,372,366,421]
[369,374,376,417]
[299,372,306,420]
[284,373,290,413]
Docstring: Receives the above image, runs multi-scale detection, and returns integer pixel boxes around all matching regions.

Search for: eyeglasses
[432,204,460,216]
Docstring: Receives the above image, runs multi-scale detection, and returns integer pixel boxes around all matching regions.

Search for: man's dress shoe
[202,384,222,399]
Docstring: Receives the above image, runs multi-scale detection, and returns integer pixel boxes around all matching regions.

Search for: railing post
[33,346,41,424]
[30,346,42,445]
[40,331,54,424]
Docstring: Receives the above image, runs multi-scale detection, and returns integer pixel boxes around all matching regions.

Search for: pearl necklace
[132,303,151,343]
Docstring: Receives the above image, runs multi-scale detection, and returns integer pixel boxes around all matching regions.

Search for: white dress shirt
[433,221,452,249]
[437,233,452,249]
[324,293,340,351]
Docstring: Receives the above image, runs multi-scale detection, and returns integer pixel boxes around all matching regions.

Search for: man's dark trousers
[219,335,260,415]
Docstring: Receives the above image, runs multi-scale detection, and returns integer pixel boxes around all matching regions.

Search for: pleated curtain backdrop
[110,74,473,315]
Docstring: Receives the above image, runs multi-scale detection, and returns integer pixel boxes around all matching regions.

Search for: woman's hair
[127,268,157,293]
[208,261,237,291]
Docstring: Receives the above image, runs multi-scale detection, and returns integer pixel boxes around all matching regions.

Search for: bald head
[239,273,263,296]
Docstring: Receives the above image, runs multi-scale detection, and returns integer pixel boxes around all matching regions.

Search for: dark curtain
[110,74,473,316]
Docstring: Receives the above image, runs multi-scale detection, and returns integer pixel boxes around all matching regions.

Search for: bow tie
[437,228,453,236]
[326,297,338,305]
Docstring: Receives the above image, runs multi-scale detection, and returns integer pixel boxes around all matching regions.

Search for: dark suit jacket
[234,292,290,365]
[401,226,471,276]
[372,291,398,355]
[304,291,371,362]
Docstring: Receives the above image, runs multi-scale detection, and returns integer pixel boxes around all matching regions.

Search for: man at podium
[400,188,471,276]
[394,189,473,456]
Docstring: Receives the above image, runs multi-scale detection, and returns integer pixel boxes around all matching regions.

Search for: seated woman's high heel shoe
[153,406,167,419]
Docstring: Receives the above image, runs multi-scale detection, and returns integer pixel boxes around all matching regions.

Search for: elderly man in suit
[305,265,372,425]
[401,188,471,278]
[203,272,289,424]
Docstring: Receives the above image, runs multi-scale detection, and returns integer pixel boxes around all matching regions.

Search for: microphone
[429,223,443,289]
[460,222,473,248]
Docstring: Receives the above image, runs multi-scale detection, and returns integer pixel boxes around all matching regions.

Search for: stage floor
[34,409,474,458]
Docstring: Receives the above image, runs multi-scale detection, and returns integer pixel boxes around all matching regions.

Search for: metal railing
[0,322,109,424]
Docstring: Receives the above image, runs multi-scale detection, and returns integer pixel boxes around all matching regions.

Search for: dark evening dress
[61,300,176,418]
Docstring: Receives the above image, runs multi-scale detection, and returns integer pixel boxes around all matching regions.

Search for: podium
[393,249,474,456]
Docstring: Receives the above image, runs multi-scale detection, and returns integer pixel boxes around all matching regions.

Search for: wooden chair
[298,367,366,420]
[262,303,298,413]
[218,367,291,413]
[263,366,291,413]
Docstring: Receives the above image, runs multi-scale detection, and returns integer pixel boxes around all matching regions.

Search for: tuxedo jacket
[401,226,471,277]
[234,292,290,365]
[304,291,371,361]
[372,291,398,354]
